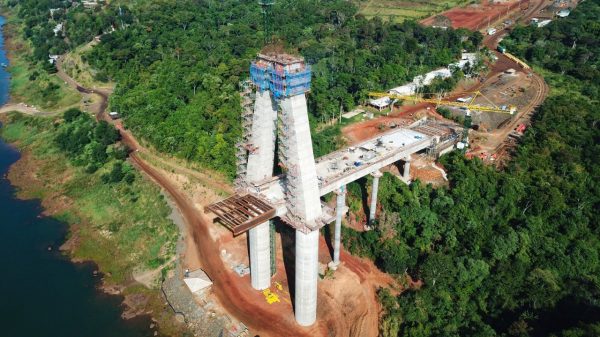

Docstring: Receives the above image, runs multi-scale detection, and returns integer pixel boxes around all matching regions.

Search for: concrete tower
[250,53,321,326]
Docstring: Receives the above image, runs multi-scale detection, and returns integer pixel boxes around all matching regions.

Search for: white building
[370,52,480,109]
[369,96,392,111]
[48,54,59,65]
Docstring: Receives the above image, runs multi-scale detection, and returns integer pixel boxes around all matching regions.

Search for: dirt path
[129,154,325,337]
[0,102,43,115]
[470,7,549,157]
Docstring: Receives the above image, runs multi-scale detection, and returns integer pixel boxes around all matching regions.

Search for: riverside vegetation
[0,110,183,332]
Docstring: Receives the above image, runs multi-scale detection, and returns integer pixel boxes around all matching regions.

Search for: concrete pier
[369,171,382,224]
[246,90,278,290]
[248,221,271,290]
[332,186,346,267]
[403,155,411,181]
[294,229,319,326]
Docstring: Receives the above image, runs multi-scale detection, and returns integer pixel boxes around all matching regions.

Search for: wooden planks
[205,194,276,235]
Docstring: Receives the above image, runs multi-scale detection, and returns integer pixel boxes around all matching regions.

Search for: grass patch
[61,42,114,90]
[355,0,472,22]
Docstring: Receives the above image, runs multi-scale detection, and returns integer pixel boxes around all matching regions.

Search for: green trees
[7,0,483,178]
[54,108,131,184]
[4,0,121,64]
[77,0,482,177]
[343,1,600,335]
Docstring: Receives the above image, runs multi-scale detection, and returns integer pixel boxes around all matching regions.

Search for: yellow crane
[368,90,516,115]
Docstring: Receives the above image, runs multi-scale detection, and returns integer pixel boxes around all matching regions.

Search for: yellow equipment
[504,52,531,69]
[368,90,516,115]
[262,289,280,304]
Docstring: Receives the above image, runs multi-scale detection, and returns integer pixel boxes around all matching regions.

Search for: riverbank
[0,7,192,334]
[0,9,80,112]
[0,113,188,336]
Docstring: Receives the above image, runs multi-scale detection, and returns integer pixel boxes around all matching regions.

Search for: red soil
[421,0,530,30]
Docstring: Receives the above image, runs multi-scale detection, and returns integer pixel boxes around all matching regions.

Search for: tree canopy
[344,1,600,335]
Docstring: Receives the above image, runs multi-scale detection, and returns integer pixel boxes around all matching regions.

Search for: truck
[497,45,506,54]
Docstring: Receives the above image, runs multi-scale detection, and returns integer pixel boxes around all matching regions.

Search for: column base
[328,261,340,270]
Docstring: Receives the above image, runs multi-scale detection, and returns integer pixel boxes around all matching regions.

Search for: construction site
[89,0,554,335]
[188,0,553,333]
[200,49,462,328]
[4,0,575,334]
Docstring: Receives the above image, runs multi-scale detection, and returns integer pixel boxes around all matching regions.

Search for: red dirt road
[129,153,327,337]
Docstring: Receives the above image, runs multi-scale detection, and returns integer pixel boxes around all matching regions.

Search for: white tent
[184,269,212,293]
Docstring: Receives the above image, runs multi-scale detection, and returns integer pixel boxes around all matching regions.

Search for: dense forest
[4,0,482,177]
[343,1,600,336]
[86,0,482,177]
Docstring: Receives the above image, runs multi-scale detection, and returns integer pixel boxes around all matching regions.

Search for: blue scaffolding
[250,63,270,92]
[250,62,311,99]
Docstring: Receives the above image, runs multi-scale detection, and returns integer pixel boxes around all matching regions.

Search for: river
[0,16,156,337]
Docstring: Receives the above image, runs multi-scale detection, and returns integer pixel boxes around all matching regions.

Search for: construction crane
[369,90,516,115]
[258,0,275,43]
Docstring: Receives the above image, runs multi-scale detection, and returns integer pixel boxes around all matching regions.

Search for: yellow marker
[266,292,280,304]
[262,288,280,304]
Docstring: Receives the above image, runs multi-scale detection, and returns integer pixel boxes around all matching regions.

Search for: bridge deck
[209,125,455,233]
[316,128,432,195]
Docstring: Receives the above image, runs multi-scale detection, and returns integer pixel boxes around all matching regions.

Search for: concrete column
[332,186,346,267]
[369,171,382,225]
[246,90,277,291]
[294,229,319,326]
[403,155,411,181]
[248,221,271,290]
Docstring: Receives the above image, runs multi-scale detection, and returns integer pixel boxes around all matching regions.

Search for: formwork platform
[250,52,311,99]
[205,194,276,235]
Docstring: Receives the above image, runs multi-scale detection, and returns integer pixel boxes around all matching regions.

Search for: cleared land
[356,0,473,22]
[421,0,529,30]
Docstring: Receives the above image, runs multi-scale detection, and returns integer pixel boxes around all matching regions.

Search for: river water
[0,16,156,337]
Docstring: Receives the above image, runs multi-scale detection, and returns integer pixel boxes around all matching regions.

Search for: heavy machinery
[368,90,516,115]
